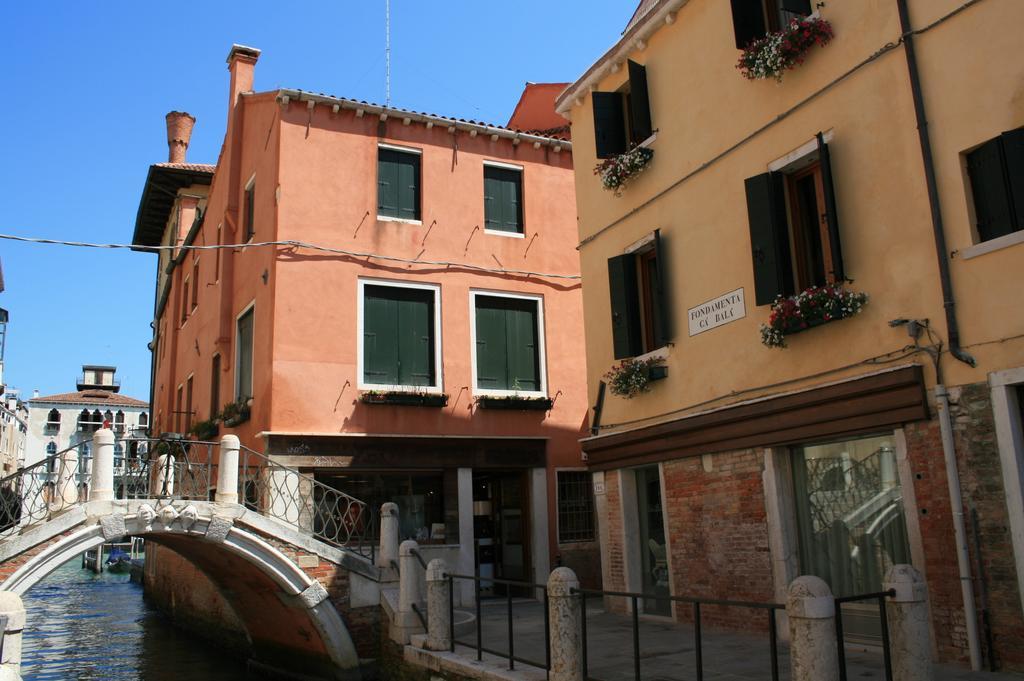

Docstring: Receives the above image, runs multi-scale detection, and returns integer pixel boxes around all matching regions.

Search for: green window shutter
[607,255,643,359]
[363,286,399,384]
[652,229,671,346]
[816,133,846,283]
[505,300,540,391]
[730,0,767,48]
[593,92,627,160]
[744,172,794,305]
[245,185,255,240]
[236,308,254,399]
[397,290,433,386]
[398,153,421,220]
[378,150,400,218]
[967,138,1015,242]
[484,167,523,233]
[627,61,653,145]
[1000,126,1024,232]
[475,299,508,389]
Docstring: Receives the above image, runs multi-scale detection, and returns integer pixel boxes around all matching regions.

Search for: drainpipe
[935,384,982,670]
[895,0,975,369]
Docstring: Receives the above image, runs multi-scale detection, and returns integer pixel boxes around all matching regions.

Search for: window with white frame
[359,280,441,391]
[471,291,546,395]
[235,306,255,401]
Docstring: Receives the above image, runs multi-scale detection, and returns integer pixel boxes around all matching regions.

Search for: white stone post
[884,564,933,681]
[53,448,79,510]
[0,592,25,679]
[548,567,583,681]
[215,435,240,504]
[787,575,839,681]
[390,539,424,644]
[154,450,175,497]
[377,502,399,570]
[426,558,451,651]
[90,428,115,502]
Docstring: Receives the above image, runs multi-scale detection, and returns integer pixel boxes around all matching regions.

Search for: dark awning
[131,163,214,251]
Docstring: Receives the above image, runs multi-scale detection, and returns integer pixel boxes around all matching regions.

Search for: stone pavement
[453,599,1022,681]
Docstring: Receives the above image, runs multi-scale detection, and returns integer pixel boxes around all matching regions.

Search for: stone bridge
[0,430,393,681]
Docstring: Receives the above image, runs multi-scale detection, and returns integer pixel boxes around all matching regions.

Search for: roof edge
[273,89,572,150]
[555,0,690,116]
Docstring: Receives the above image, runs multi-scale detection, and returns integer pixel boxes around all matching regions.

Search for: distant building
[0,391,27,475]
[25,365,149,471]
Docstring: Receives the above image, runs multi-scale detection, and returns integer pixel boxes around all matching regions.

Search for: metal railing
[118,437,218,501]
[573,587,784,681]
[237,444,370,552]
[0,441,88,534]
[836,589,895,681]
[446,572,550,673]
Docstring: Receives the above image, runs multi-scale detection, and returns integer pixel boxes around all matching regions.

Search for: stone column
[53,448,79,510]
[154,451,175,497]
[377,502,399,569]
[426,558,451,651]
[787,575,839,681]
[90,428,115,502]
[391,539,424,643]
[884,564,933,681]
[215,434,240,504]
[0,592,25,679]
[548,567,583,681]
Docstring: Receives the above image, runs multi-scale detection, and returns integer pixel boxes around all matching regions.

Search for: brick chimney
[226,44,261,114]
[165,111,196,164]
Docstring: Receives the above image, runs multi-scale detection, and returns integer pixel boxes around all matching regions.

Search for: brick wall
[905,382,1024,670]
[556,541,602,590]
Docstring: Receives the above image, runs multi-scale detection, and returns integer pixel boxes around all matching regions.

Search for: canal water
[21,559,249,680]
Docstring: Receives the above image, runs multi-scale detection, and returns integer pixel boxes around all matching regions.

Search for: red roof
[624,0,659,33]
[30,390,148,408]
[506,83,572,137]
[153,162,216,173]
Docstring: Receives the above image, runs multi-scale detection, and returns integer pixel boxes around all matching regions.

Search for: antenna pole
[385,0,391,108]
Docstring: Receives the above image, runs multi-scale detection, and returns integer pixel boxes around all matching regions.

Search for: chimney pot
[165,111,196,164]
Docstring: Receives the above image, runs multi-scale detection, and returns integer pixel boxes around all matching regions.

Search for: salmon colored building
[131,46,600,594]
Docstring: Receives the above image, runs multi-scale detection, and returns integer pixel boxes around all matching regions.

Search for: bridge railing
[236,444,371,554]
[116,436,219,501]
[0,441,88,535]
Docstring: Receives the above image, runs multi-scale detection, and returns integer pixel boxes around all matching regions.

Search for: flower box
[737,17,834,82]
[221,400,251,428]
[189,419,220,441]
[760,285,868,348]
[360,392,449,407]
[595,146,654,195]
[604,356,668,399]
[475,396,554,411]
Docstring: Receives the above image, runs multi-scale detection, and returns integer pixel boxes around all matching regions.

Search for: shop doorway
[636,465,670,615]
[791,434,912,644]
[472,471,530,597]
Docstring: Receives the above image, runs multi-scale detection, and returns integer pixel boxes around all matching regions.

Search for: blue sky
[0,1,628,401]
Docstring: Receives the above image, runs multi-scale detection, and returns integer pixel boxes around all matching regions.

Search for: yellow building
[559,0,1024,670]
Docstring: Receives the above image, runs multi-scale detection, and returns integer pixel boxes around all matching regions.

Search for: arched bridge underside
[0,500,370,681]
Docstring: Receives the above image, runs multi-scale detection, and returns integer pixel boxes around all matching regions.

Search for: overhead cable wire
[0,233,581,281]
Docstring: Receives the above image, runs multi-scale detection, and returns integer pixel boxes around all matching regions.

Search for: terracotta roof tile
[29,390,148,408]
[153,162,216,173]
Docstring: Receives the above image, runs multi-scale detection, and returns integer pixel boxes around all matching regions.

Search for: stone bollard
[90,428,115,502]
[787,575,839,681]
[53,448,79,510]
[391,539,424,643]
[376,502,399,569]
[215,435,240,504]
[548,567,583,681]
[154,451,176,497]
[0,592,25,679]
[884,564,933,681]
[426,558,451,651]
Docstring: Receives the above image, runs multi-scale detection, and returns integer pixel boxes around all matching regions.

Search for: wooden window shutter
[816,133,846,283]
[475,300,507,389]
[652,229,671,346]
[484,167,523,233]
[780,0,813,15]
[730,0,767,49]
[593,92,627,160]
[377,150,400,218]
[396,290,433,386]
[505,300,540,391]
[967,137,1014,242]
[363,286,400,384]
[398,153,420,221]
[1000,126,1024,231]
[744,172,794,305]
[627,61,653,145]
[608,254,643,359]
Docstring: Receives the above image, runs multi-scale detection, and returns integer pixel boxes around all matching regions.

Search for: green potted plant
[594,146,654,196]
[760,285,868,348]
[604,356,668,399]
[359,390,449,407]
[737,16,834,82]
[221,399,251,427]
[188,417,220,441]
